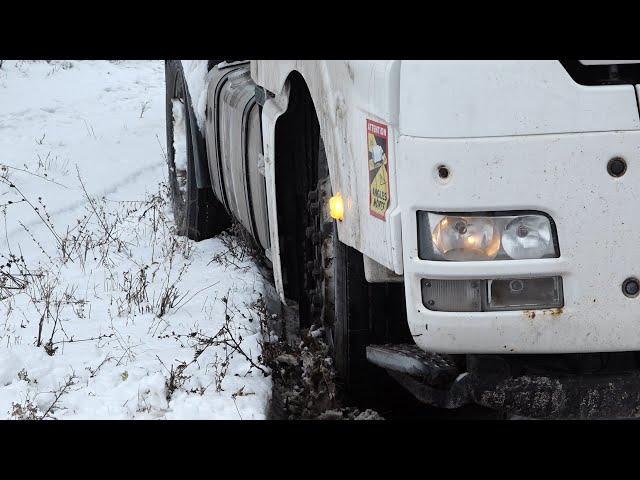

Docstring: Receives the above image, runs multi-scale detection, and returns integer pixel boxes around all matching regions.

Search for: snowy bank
[0,60,271,419]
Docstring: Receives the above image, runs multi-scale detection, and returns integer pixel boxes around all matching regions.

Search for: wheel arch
[272,70,322,302]
[259,65,346,212]
[260,66,351,303]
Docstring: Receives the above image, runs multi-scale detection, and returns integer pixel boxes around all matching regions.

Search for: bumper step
[366,344,459,386]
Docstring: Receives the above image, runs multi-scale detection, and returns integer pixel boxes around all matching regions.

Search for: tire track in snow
[6,159,165,239]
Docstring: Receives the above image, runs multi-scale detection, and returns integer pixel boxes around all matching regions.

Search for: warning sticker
[367,119,390,220]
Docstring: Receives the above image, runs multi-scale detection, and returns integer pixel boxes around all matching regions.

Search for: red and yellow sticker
[367,119,390,220]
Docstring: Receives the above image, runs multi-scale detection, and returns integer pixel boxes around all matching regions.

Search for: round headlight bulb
[502,215,554,259]
[432,216,500,261]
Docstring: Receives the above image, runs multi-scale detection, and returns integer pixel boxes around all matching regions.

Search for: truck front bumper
[367,344,640,419]
[398,131,640,353]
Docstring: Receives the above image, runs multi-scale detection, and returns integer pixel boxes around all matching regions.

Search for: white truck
[165,60,640,419]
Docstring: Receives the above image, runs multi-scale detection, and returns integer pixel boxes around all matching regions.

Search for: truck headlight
[418,211,559,261]
[501,215,555,259]
[430,215,500,261]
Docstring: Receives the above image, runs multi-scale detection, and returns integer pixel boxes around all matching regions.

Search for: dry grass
[0,165,274,419]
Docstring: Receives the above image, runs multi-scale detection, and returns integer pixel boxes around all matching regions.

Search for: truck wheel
[333,230,409,395]
[165,61,229,240]
[302,138,409,398]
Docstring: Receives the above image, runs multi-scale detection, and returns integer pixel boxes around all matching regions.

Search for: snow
[0,60,271,419]
[171,98,188,173]
[180,61,210,132]
[171,98,188,196]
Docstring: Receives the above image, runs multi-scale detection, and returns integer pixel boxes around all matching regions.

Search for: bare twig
[40,374,76,420]
[0,163,68,188]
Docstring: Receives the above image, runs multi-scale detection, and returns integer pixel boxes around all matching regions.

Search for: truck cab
[166,59,640,419]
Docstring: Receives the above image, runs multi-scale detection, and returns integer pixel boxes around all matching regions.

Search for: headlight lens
[418,211,559,261]
[501,215,555,259]
[431,215,500,261]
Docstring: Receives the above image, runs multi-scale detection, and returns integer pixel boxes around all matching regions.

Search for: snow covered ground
[0,60,271,419]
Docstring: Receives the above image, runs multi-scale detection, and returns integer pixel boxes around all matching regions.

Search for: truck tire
[302,138,410,398]
[276,74,410,406]
[333,230,410,396]
[165,60,229,240]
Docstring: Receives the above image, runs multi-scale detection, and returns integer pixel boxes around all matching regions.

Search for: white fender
[261,83,291,303]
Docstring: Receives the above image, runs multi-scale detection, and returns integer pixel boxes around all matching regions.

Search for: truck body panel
[252,60,402,275]
[399,60,640,138]
[400,130,640,353]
